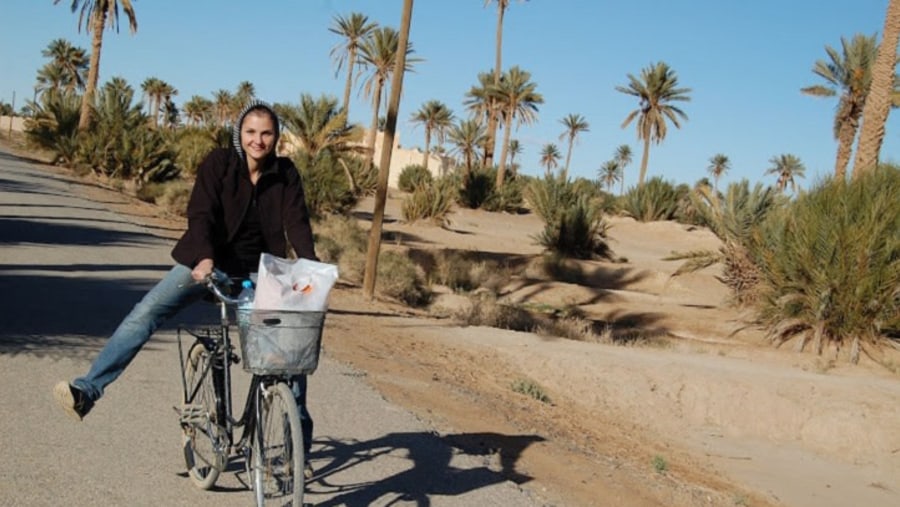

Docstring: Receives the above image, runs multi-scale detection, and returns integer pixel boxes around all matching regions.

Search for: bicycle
[175,272,325,506]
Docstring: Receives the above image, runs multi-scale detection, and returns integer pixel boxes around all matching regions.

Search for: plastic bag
[253,254,339,311]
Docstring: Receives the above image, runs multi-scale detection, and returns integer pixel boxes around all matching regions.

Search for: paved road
[0,147,545,507]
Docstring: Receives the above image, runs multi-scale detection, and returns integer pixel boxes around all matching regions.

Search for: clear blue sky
[1,0,898,190]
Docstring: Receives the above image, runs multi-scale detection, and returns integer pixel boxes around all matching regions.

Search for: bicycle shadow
[305,431,543,506]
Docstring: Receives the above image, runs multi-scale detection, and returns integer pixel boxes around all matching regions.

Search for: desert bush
[312,214,368,282]
[397,164,433,193]
[401,177,456,224]
[454,292,536,331]
[754,167,900,361]
[526,176,610,259]
[458,165,494,209]
[482,174,525,213]
[173,125,229,178]
[535,315,597,341]
[511,378,551,403]
[292,151,361,218]
[621,177,681,221]
[23,91,81,166]
[376,250,432,306]
[666,180,783,304]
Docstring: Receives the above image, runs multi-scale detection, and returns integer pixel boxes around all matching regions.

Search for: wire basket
[237,310,325,375]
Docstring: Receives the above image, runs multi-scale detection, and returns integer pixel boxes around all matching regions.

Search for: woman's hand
[192,258,214,281]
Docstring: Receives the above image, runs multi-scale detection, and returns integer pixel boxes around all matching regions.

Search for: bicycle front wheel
[251,381,305,507]
[182,341,228,490]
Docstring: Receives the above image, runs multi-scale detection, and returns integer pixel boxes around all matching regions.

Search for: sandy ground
[4,133,899,506]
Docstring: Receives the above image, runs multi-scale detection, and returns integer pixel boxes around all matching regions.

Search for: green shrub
[511,378,551,403]
[397,164,433,192]
[454,292,536,331]
[401,177,455,224]
[621,177,681,221]
[458,166,494,209]
[754,166,900,361]
[23,91,81,166]
[173,126,229,178]
[313,214,368,283]
[293,151,361,218]
[526,176,610,259]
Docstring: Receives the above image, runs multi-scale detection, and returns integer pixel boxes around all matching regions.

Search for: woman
[53,100,317,456]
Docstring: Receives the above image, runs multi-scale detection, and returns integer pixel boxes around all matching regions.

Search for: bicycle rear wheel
[251,382,305,506]
[182,341,228,490]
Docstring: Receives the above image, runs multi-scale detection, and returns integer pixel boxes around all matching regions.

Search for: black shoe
[53,381,94,421]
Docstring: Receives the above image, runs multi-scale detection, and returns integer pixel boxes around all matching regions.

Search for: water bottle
[236,279,254,329]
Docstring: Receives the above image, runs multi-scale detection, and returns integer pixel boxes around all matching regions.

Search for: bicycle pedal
[178,404,209,425]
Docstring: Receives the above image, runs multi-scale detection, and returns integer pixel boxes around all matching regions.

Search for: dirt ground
[5,133,899,506]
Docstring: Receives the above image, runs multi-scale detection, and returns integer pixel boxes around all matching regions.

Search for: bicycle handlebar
[203,270,242,306]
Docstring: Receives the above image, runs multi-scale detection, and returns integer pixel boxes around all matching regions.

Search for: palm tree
[599,160,622,193]
[235,81,256,108]
[141,77,175,128]
[707,153,731,192]
[616,61,691,187]
[329,12,378,116]
[41,39,88,93]
[358,26,419,167]
[558,113,589,180]
[508,138,522,169]
[364,0,413,300]
[613,144,632,195]
[854,0,900,176]
[765,153,806,193]
[54,0,138,131]
[34,64,70,99]
[801,34,895,180]
[483,0,527,168]
[448,118,486,183]
[212,89,233,126]
[539,143,561,176]
[409,100,454,171]
[490,66,543,187]
[463,72,498,162]
[182,95,213,126]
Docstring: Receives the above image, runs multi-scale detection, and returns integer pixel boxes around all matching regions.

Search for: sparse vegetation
[511,378,551,403]
[652,455,668,473]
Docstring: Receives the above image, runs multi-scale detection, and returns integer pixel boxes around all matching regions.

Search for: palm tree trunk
[423,128,431,171]
[563,136,574,181]
[833,118,857,180]
[495,113,513,188]
[853,0,900,176]
[79,12,106,131]
[367,80,383,167]
[638,138,651,187]
[484,2,506,168]
[342,47,357,115]
[364,0,413,300]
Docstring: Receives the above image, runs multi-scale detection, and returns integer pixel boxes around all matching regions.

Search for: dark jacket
[171,147,316,271]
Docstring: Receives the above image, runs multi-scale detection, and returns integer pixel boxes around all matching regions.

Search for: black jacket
[171,148,316,271]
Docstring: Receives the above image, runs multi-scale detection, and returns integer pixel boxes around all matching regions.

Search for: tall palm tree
[854,0,900,176]
[490,65,543,187]
[34,64,70,99]
[616,61,691,187]
[508,138,522,170]
[558,113,589,180]
[358,26,419,167]
[364,0,413,301]
[463,71,498,159]
[448,118,486,183]
[234,81,256,108]
[140,77,162,123]
[483,0,527,168]
[329,12,378,117]
[599,160,622,193]
[41,38,88,93]
[409,100,454,171]
[212,89,233,126]
[707,153,730,192]
[613,144,632,195]
[54,0,137,131]
[539,143,561,176]
[800,34,897,180]
[765,153,806,193]
[182,95,212,126]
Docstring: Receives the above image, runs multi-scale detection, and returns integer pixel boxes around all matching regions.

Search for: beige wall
[0,115,26,133]
[369,129,453,189]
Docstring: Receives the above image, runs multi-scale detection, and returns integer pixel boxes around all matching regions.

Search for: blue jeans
[73,264,313,452]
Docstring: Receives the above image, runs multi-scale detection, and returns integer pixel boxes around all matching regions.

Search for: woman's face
[240,110,277,164]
